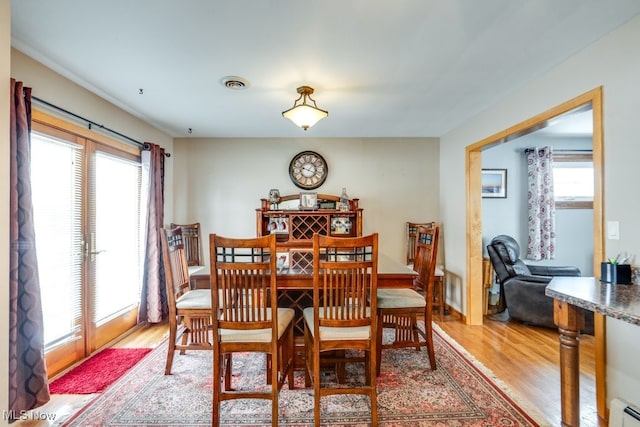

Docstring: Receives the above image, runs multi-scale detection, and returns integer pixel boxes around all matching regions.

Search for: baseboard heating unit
[610,398,640,427]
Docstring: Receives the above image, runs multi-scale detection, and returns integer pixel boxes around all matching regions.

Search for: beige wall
[2,0,11,424]
[10,50,175,214]
[440,14,640,408]
[172,137,440,265]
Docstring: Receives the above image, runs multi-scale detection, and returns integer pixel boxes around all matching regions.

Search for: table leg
[553,299,584,427]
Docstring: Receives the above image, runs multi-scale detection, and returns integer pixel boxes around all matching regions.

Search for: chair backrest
[312,233,378,329]
[406,221,436,265]
[210,233,277,334]
[170,223,202,266]
[486,234,532,284]
[160,227,191,316]
[413,225,439,294]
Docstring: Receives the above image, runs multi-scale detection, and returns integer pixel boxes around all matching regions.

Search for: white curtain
[526,146,556,260]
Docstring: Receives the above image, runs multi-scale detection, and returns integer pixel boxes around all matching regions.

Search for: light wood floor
[14,314,601,426]
[436,313,601,427]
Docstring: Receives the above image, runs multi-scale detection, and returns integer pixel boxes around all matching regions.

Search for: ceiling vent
[221,76,249,90]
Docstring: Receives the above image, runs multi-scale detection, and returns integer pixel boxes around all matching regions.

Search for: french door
[30,114,144,376]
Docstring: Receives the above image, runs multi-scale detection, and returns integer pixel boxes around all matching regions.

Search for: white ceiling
[10,1,640,139]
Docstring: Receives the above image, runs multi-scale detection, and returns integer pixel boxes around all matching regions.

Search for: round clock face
[289,151,328,190]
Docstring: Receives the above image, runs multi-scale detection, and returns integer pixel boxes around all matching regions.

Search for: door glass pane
[31,134,83,348]
[93,152,142,323]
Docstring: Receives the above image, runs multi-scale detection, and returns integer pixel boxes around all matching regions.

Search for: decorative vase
[268,189,280,210]
[339,187,349,212]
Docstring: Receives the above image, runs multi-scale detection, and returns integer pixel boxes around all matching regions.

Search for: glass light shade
[282,105,328,131]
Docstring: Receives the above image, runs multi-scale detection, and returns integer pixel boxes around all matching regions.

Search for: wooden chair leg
[370,349,378,426]
[376,313,384,376]
[271,353,279,427]
[304,329,312,388]
[313,347,321,427]
[410,314,421,350]
[424,306,436,370]
[266,354,272,385]
[224,354,232,391]
[180,318,190,355]
[286,327,295,389]
[165,317,177,375]
[212,348,222,427]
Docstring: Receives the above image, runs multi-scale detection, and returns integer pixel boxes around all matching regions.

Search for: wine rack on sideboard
[256,193,363,272]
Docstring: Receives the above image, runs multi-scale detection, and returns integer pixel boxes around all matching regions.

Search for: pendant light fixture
[282,86,328,131]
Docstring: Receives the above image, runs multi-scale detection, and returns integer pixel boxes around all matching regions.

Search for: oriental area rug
[61,324,547,426]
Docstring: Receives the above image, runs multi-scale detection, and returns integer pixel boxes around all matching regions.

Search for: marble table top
[546,276,640,326]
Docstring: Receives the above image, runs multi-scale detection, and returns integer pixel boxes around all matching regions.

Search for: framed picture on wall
[481,169,507,198]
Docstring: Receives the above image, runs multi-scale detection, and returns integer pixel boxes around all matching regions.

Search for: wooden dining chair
[170,222,203,267]
[377,225,439,375]
[303,233,379,427]
[209,233,295,427]
[160,227,212,375]
[406,221,435,265]
[406,221,446,321]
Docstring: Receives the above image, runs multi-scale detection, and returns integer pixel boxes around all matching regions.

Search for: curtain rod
[31,95,170,157]
[524,148,592,153]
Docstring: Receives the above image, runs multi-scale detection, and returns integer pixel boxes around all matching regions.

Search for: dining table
[189,252,418,290]
[190,253,418,338]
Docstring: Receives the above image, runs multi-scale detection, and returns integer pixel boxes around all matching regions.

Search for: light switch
[607,221,620,240]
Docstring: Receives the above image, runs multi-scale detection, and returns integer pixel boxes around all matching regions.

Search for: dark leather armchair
[487,235,593,334]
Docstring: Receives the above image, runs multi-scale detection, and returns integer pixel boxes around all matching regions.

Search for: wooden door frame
[465,87,606,418]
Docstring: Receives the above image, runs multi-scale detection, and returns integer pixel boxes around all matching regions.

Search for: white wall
[172,137,440,265]
[2,1,11,425]
[441,14,640,409]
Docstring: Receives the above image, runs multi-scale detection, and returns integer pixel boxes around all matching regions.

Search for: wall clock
[288,150,328,190]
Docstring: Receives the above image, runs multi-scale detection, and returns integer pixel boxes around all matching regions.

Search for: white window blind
[31,133,84,349]
[92,152,143,324]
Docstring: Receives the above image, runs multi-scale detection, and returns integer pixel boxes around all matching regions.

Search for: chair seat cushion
[407,263,445,277]
[219,307,295,343]
[376,288,425,309]
[187,265,207,276]
[302,307,371,340]
[175,289,211,309]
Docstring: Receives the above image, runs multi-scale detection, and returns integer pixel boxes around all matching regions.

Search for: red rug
[49,348,152,394]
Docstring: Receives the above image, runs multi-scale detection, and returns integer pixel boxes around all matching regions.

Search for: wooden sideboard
[256,193,363,271]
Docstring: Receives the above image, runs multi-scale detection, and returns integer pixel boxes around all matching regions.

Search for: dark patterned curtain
[9,79,50,420]
[138,142,168,323]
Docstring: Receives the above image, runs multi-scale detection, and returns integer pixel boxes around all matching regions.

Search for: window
[553,153,593,209]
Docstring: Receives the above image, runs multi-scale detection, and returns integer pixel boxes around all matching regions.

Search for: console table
[545,277,640,427]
